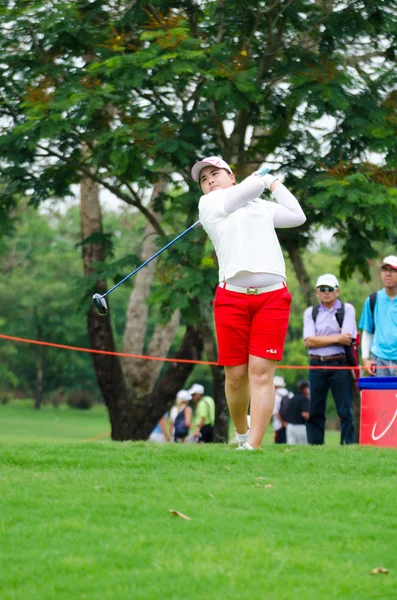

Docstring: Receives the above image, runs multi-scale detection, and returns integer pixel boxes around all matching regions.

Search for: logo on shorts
[266,349,277,354]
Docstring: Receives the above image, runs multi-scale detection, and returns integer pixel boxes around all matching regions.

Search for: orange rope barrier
[0,333,390,370]
[0,333,218,365]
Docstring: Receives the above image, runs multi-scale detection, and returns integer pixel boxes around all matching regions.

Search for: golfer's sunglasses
[317,286,336,292]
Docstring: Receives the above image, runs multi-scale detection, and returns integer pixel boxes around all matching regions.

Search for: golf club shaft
[102,220,201,299]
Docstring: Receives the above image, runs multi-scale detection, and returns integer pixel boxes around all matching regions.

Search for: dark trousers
[307,358,355,445]
[200,424,214,443]
[275,427,287,444]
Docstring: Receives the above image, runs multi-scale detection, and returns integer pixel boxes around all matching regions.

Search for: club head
[93,293,108,316]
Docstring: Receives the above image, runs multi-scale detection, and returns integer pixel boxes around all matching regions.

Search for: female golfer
[191,156,306,449]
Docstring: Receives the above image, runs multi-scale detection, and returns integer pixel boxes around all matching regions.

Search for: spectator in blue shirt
[148,413,171,443]
[359,255,397,377]
[303,273,357,445]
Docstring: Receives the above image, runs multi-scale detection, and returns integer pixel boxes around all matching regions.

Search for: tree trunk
[80,172,135,439]
[129,324,204,439]
[286,243,317,306]
[122,180,180,395]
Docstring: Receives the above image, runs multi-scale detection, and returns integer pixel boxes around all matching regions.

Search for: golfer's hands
[253,167,275,187]
[338,333,352,346]
[253,167,279,191]
[362,358,376,376]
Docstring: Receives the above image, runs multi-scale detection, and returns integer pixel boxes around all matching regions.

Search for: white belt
[220,282,285,295]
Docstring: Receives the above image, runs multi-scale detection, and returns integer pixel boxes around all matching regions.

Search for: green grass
[1,403,396,599]
[0,401,110,443]
[0,401,341,445]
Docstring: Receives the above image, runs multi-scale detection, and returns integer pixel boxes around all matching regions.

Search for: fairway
[0,401,110,444]
[1,404,396,600]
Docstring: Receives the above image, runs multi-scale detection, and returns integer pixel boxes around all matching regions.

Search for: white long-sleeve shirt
[198,176,306,283]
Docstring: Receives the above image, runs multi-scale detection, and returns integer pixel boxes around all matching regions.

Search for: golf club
[93,220,201,315]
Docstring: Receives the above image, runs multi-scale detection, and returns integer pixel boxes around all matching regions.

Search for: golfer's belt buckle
[246,287,259,295]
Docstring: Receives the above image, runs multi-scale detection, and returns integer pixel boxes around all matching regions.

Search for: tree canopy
[1,0,396,280]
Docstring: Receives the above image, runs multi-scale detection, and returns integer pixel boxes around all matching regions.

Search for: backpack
[174,408,189,439]
[311,302,360,375]
[312,302,346,330]
[278,390,293,422]
[368,291,377,333]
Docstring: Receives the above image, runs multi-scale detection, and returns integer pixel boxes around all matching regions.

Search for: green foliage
[149,225,218,325]
[312,172,397,279]
[0,203,92,395]
[76,231,116,259]
[0,201,145,396]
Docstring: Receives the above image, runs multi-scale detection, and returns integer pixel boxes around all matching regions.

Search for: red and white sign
[360,390,397,448]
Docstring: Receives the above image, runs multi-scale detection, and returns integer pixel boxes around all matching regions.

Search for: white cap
[274,376,286,388]
[315,273,339,288]
[381,255,397,270]
[187,383,204,395]
[176,390,192,403]
[191,156,232,182]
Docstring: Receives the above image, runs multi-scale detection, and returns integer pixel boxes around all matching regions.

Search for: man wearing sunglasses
[359,255,397,377]
[303,274,357,445]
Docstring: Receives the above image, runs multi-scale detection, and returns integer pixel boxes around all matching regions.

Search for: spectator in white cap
[169,390,192,442]
[272,375,293,444]
[191,156,306,450]
[359,255,397,377]
[187,383,215,443]
[303,273,357,445]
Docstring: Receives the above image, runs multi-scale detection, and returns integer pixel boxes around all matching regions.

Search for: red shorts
[213,284,292,366]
